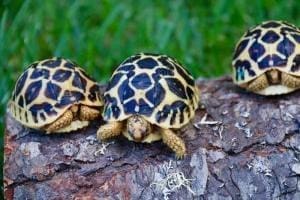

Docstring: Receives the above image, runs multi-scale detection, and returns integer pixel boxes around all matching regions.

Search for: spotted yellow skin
[97,53,199,158]
[9,57,103,133]
[232,21,300,95]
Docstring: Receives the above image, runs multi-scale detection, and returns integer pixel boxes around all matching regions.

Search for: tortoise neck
[266,69,280,84]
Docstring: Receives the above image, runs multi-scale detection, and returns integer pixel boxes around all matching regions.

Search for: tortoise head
[127,115,151,142]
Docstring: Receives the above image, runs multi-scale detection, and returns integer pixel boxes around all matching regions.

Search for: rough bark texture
[4,76,300,200]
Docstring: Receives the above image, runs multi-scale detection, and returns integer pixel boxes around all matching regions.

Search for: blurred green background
[1,0,300,195]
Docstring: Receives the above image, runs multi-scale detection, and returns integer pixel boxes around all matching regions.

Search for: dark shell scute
[136,57,158,69]
[42,59,62,68]
[30,68,50,79]
[277,37,295,57]
[117,64,135,72]
[261,31,280,43]
[145,83,165,107]
[131,73,152,89]
[107,73,124,91]
[165,77,187,99]
[186,87,194,101]
[122,55,141,64]
[233,39,249,59]
[40,113,46,121]
[45,82,62,100]
[117,80,135,103]
[29,103,57,123]
[152,68,174,82]
[245,29,262,38]
[158,56,175,70]
[15,71,28,96]
[261,21,281,28]
[173,63,194,86]
[234,60,256,81]
[171,101,187,123]
[104,94,120,119]
[25,112,28,122]
[72,71,87,91]
[52,69,72,82]
[25,80,42,105]
[88,84,100,102]
[18,96,24,107]
[64,61,75,68]
[249,41,265,61]
[170,109,178,125]
[155,68,174,76]
[155,100,187,124]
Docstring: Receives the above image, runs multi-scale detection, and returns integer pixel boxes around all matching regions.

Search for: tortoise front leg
[44,110,73,133]
[247,73,269,92]
[281,72,300,88]
[160,128,186,159]
[97,121,123,141]
[79,105,100,121]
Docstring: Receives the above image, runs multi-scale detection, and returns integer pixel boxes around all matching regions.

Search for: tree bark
[4,76,300,200]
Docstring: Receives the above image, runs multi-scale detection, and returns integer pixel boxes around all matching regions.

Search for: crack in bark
[228,165,241,199]
[207,165,232,198]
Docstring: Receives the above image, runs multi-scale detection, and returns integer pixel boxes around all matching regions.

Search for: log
[4,76,300,200]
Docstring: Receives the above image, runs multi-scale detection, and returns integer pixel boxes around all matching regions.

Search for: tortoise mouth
[127,128,149,142]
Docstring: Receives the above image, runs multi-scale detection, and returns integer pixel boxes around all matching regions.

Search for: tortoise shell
[232,20,300,85]
[9,57,103,129]
[103,53,199,129]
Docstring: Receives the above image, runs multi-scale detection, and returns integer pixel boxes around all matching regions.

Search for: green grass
[1,0,300,196]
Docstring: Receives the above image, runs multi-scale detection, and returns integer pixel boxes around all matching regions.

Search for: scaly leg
[281,72,300,88]
[79,105,100,121]
[247,73,269,92]
[97,121,123,141]
[44,110,73,133]
[161,128,186,159]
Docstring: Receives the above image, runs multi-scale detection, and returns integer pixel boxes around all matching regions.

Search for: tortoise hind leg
[160,128,186,159]
[44,110,73,133]
[79,105,100,121]
[97,121,123,141]
[281,72,300,88]
[247,73,269,92]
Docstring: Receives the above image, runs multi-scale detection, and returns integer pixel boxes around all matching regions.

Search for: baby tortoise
[9,57,103,133]
[232,20,300,95]
[97,53,199,158]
